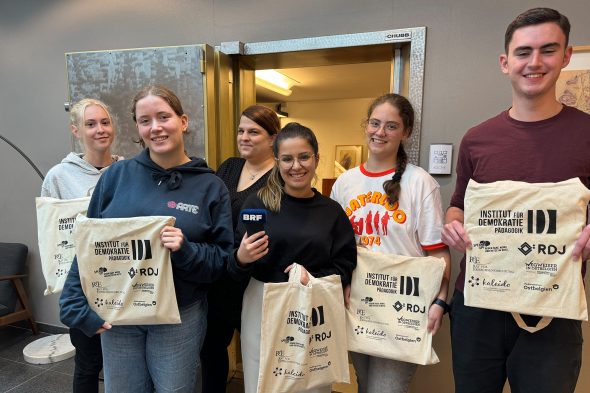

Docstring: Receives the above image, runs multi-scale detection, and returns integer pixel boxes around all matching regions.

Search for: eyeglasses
[277,152,315,168]
[366,118,401,133]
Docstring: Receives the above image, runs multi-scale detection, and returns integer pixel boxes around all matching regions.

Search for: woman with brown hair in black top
[201,105,279,392]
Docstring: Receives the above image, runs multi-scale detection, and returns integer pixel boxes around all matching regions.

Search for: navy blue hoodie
[60,149,233,336]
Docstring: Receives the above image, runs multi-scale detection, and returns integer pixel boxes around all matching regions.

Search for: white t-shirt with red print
[330,163,446,257]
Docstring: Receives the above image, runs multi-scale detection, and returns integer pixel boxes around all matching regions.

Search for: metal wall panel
[65,45,206,160]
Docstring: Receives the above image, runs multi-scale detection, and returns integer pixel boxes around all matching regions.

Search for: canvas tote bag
[464,178,590,331]
[74,214,181,325]
[36,196,91,295]
[347,247,445,365]
[257,264,350,393]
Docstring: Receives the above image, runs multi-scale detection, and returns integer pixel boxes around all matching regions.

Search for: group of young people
[44,6,590,393]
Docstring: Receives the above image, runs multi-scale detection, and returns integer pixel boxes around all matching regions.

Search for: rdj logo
[309,330,332,343]
[392,301,425,314]
[400,276,420,296]
[518,242,565,255]
[527,210,557,234]
[131,240,152,261]
[128,267,159,279]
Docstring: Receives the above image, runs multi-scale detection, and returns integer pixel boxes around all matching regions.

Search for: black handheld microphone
[240,208,267,236]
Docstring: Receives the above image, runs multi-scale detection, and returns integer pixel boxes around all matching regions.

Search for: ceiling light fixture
[255,70,294,97]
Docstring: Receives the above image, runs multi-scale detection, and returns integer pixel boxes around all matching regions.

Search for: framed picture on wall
[557,45,590,114]
[334,145,362,175]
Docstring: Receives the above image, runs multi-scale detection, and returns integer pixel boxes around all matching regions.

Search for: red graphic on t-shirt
[381,212,390,235]
[350,210,395,236]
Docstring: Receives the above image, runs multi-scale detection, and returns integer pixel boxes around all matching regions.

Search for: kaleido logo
[353,325,385,338]
[470,275,510,289]
[55,268,67,277]
[273,367,283,376]
[94,298,123,307]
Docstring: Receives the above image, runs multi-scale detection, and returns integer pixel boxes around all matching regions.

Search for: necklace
[244,159,273,181]
[246,167,259,180]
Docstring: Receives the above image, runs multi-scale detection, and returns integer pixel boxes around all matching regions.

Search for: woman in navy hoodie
[59,85,233,393]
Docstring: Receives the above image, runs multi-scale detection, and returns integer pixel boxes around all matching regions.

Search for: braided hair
[366,93,414,205]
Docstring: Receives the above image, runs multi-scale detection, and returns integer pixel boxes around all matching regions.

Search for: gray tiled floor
[0,325,247,393]
[0,325,104,393]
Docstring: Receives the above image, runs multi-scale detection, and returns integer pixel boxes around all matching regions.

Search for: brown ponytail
[382,144,408,204]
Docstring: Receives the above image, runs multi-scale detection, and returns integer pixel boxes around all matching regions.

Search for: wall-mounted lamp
[276,104,289,118]
[255,70,294,97]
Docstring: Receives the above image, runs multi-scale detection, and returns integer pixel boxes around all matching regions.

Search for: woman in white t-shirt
[330,93,451,393]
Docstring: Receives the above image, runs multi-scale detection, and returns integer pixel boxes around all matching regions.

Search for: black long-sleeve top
[228,189,357,285]
[216,157,272,232]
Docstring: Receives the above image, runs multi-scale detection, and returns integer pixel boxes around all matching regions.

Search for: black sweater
[216,157,272,232]
[228,190,357,285]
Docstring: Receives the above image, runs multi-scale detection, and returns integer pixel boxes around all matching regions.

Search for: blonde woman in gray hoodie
[41,98,122,393]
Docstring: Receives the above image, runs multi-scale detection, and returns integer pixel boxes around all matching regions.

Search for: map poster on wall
[556,46,590,115]
[557,70,590,114]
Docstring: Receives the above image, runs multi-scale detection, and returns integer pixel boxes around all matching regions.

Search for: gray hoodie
[40,152,123,199]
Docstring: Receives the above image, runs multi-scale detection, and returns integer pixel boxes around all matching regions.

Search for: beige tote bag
[464,178,590,331]
[347,247,445,365]
[257,264,350,393]
[36,196,90,295]
[74,214,181,325]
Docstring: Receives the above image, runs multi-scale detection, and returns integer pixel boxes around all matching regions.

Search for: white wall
[279,98,374,185]
[2,1,590,392]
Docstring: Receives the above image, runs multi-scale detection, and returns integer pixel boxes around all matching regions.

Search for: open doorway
[218,28,426,195]
[255,59,392,195]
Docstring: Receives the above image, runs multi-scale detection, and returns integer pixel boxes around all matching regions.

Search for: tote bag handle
[287,263,314,288]
[511,312,552,333]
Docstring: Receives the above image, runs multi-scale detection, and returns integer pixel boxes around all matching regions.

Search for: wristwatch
[432,298,450,314]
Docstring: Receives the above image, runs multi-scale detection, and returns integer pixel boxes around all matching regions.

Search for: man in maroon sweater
[442,7,590,393]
